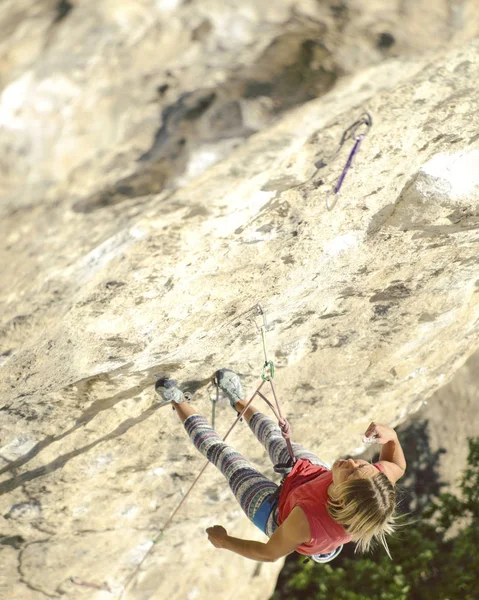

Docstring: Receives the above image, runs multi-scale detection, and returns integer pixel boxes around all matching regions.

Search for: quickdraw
[326,112,372,210]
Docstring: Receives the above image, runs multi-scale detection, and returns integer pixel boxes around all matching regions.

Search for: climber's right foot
[154,378,189,404]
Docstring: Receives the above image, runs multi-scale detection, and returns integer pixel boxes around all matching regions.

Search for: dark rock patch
[377,32,396,50]
[0,534,25,549]
[54,0,74,25]
[370,283,411,303]
[372,304,391,317]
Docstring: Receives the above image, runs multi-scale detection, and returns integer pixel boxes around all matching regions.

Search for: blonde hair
[327,472,397,557]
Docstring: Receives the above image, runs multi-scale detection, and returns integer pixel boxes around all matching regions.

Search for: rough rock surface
[1,0,478,210]
[415,350,479,496]
[1,2,479,599]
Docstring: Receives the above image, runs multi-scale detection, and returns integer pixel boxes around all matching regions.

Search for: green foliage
[272,438,479,600]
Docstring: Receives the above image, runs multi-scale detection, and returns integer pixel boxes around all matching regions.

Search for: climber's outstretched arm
[364,422,407,483]
[206,507,310,562]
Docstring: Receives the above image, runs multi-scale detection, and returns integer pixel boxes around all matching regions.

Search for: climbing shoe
[214,368,244,409]
[154,378,190,404]
[310,545,343,563]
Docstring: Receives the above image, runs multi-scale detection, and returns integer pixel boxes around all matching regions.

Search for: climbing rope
[120,304,295,598]
[210,376,219,429]
[256,304,295,472]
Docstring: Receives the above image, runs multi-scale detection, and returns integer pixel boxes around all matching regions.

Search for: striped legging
[184,412,329,536]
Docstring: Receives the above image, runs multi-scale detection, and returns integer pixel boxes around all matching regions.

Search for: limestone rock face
[1,2,479,599]
[1,0,478,210]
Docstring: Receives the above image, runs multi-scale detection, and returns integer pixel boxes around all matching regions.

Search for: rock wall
[1,2,479,599]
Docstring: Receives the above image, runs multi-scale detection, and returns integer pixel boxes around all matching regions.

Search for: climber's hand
[206,525,228,548]
[363,422,397,445]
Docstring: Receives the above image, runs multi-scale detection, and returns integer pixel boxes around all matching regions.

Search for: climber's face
[331,458,378,486]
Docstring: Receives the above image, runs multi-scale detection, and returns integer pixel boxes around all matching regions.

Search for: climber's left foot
[214,369,244,410]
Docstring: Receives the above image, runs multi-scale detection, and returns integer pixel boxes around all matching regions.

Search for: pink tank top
[277,458,384,555]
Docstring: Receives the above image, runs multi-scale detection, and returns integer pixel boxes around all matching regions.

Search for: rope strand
[120,379,270,599]
[120,306,294,597]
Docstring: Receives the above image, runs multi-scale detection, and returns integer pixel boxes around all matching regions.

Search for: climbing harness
[326,112,372,211]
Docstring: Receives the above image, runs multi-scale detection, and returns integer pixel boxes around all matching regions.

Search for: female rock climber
[156,369,407,563]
